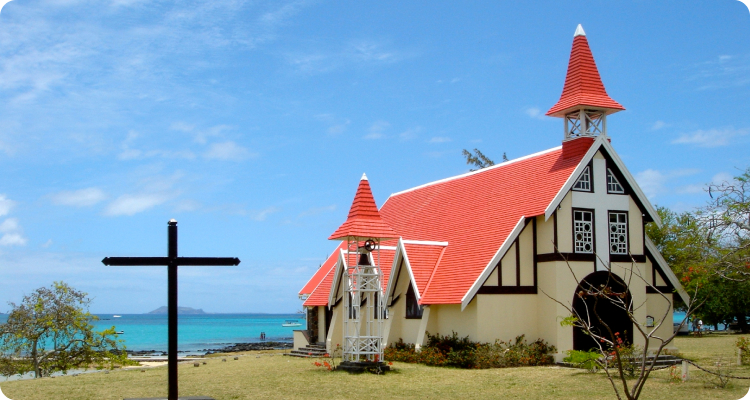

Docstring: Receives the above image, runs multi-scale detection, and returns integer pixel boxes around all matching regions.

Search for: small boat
[116,331,124,334]
[113,315,121,318]
[281,320,302,327]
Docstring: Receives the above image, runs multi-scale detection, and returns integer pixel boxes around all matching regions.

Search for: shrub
[563,350,601,373]
[384,333,556,369]
[736,337,750,365]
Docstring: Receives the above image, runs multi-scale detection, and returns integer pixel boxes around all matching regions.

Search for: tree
[696,168,750,279]
[0,281,130,378]
[547,255,700,400]
[461,148,508,171]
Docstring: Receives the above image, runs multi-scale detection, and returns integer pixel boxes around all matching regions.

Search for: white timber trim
[390,147,561,198]
[414,305,431,351]
[645,237,690,306]
[401,240,449,246]
[461,216,526,310]
[544,136,604,221]
[327,249,348,308]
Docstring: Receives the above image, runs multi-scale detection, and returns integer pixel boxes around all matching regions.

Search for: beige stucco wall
[519,224,534,286]
[646,293,676,351]
[628,197,644,255]
[557,192,573,253]
[430,302,477,340]
[536,215,555,254]
[501,243,517,286]
[317,306,327,342]
[476,294,538,343]
[385,259,423,346]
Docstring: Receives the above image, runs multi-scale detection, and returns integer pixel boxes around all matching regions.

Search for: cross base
[336,361,390,374]
[124,397,215,400]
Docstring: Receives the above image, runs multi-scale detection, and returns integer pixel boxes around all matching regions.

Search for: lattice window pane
[573,166,591,191]
[607,168,624,194]
[574,210,594,253]
[609,212,628,254]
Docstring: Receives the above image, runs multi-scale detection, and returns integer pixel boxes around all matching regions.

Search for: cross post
[103,219,240,400]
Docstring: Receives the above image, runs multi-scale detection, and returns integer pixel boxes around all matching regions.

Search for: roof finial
[574,24,586,37]
[361,173,368,181]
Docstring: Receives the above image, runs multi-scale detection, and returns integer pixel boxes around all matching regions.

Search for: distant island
[147,306,207,315]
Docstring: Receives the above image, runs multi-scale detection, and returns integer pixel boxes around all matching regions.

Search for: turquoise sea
[0,313,303,354]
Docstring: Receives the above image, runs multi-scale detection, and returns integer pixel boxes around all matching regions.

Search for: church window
[574,210,594,253]
[573,166,592,191]
[609,212,628,255]
[607,168,625,194]
[405,282,423,319]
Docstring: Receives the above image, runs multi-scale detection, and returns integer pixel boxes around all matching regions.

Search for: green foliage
[0,281,132,378]
[563,350,601,373]
[607,332,641,379]
[384,333,556,369]
[462,148,495,171]
[736,337,750,365]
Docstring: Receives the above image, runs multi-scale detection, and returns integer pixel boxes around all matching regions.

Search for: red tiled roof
[299,242,346,296]
[380,147,586,304]
[329,175,398,241]
[302,246,396,307]
[546,29,624,117]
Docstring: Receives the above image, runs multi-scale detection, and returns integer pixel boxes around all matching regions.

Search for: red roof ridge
[401,239,448,246]
[389,146,562,198]
[419,245,447,305]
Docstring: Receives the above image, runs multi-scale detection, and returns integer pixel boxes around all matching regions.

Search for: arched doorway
[572,271,633,351]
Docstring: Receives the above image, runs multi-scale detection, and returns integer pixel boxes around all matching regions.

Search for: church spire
[547,25,624,141]
[328,174,397,241]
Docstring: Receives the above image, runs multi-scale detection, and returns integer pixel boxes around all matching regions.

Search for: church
[295,25,688,361]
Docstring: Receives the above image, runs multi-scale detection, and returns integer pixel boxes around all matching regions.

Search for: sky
[0,0,748,314]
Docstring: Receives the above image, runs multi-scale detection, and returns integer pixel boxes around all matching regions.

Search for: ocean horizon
[0,313,304,354]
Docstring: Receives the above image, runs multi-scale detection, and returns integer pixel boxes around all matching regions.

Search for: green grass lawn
[2,335,750,400]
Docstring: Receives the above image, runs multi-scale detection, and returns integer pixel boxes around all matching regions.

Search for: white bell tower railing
[564,109,607,140]
[342,238,385,363]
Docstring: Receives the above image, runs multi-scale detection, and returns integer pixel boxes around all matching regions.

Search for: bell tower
[547,25,624,156]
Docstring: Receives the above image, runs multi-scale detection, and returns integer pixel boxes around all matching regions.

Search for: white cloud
[428,137,451,144]
[634,168,701,199]
[41,239,53,248]
[525,107,546,120]
[0,218,26,247]
[399,127,421,141]
[104,193,170,216]
[298,205,336,218]
[51,188,107,207]
[251,206,280,221]
[672,128,748,147]
[0,233,27,246]
[651,120,670,130]
[204,141,254,161]
[364,121,390,140]
[0,218,20,233]
[0,195,15,217]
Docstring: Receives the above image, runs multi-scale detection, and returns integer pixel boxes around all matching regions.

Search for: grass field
[2,335,750,400]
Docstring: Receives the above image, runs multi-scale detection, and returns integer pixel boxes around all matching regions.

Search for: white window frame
[609,212,628,255]
[573,166,592,192]
[607,168,625,194]
[573,209,594,253]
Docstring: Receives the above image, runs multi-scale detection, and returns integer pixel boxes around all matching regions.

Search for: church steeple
[547,25,624,142]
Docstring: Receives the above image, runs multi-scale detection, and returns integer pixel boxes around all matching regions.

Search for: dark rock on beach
[204,341,292,354]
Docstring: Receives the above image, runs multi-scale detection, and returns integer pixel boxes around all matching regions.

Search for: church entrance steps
[284,343,328,358]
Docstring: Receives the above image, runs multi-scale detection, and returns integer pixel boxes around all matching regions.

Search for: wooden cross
[102,219,240,400]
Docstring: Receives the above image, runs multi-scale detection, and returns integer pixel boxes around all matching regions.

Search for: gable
[544,135,661,227]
